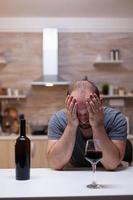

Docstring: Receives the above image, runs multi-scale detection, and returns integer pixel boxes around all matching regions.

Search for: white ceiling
[0,0,133,18]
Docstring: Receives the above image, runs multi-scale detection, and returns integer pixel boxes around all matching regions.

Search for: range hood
[31,28,70,86]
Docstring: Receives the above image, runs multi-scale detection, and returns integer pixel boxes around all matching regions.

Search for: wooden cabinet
[0,136,49,168]
[0,139,15,168]
[31,138,49,168]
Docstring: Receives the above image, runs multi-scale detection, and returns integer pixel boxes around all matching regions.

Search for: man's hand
[65,95,79,128]
[86,93,104,128]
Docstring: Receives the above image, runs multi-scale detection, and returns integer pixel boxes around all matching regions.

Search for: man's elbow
[48,158,64,170]
[47,152,64,170]
[103,164,118,171]
[102,160,121,171]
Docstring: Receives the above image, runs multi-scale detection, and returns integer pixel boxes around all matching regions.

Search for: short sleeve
[107,112,127,140]
[48,111,66,140]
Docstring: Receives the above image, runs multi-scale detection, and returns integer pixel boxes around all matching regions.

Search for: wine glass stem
[92,164,96,185]
[92,164,96,173]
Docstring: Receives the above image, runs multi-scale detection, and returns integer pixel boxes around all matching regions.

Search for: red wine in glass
[85,150,103,165]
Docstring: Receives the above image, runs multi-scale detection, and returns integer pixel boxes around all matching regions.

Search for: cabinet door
[0,140,9,168]
[0,140,15,168]
[31,139,49,168]
[9,140,16,167]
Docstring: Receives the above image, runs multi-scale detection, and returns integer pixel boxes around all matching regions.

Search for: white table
[0,166,133,200]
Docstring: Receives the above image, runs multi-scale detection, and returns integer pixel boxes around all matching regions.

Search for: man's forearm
[48,125,77,170]
[92,125,122,170]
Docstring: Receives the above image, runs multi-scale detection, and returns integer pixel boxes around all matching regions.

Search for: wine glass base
[87,181,101,189]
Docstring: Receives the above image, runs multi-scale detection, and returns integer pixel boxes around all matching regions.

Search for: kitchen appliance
[31,125,48,135]
[31,28,70,86]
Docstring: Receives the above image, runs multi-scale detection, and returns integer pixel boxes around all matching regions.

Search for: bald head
[67,80,100,99]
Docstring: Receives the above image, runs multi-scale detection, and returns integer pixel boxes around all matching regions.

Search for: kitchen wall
[0,32,133,133]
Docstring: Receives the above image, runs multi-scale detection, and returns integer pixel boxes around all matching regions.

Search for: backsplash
[0,32,133,133]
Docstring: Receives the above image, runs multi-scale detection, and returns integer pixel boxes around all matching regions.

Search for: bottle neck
[20,119,26,137]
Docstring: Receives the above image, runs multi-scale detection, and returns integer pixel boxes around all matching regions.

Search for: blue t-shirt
[48,107,127,167]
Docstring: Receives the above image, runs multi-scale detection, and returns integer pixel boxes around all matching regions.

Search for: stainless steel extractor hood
[31,28,70,86]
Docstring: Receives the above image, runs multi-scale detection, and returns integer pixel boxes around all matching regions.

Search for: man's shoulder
[53,109,66,119]
[103,107,127,140]
[49,109,67,124]
[48,109,67,139]
[104,106,123,116]
[104,106,126,125]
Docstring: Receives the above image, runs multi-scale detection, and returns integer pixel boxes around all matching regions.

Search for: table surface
[0,165,133,200]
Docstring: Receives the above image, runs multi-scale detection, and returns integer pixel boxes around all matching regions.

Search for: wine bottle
[15,114,30,180]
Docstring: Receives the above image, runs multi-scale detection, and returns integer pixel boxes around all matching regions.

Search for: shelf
[0,95,26,100]
[94,60,123,65]
[101,95,133,99]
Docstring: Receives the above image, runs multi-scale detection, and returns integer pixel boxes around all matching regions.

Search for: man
[47,79,127,170]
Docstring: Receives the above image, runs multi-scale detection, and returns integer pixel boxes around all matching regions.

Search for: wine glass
[85,139,103,189]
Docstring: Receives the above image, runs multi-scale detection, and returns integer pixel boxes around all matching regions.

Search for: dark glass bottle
[15,114,30,180]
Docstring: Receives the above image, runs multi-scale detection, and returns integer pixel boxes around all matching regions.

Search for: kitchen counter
[0,166,133,200]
